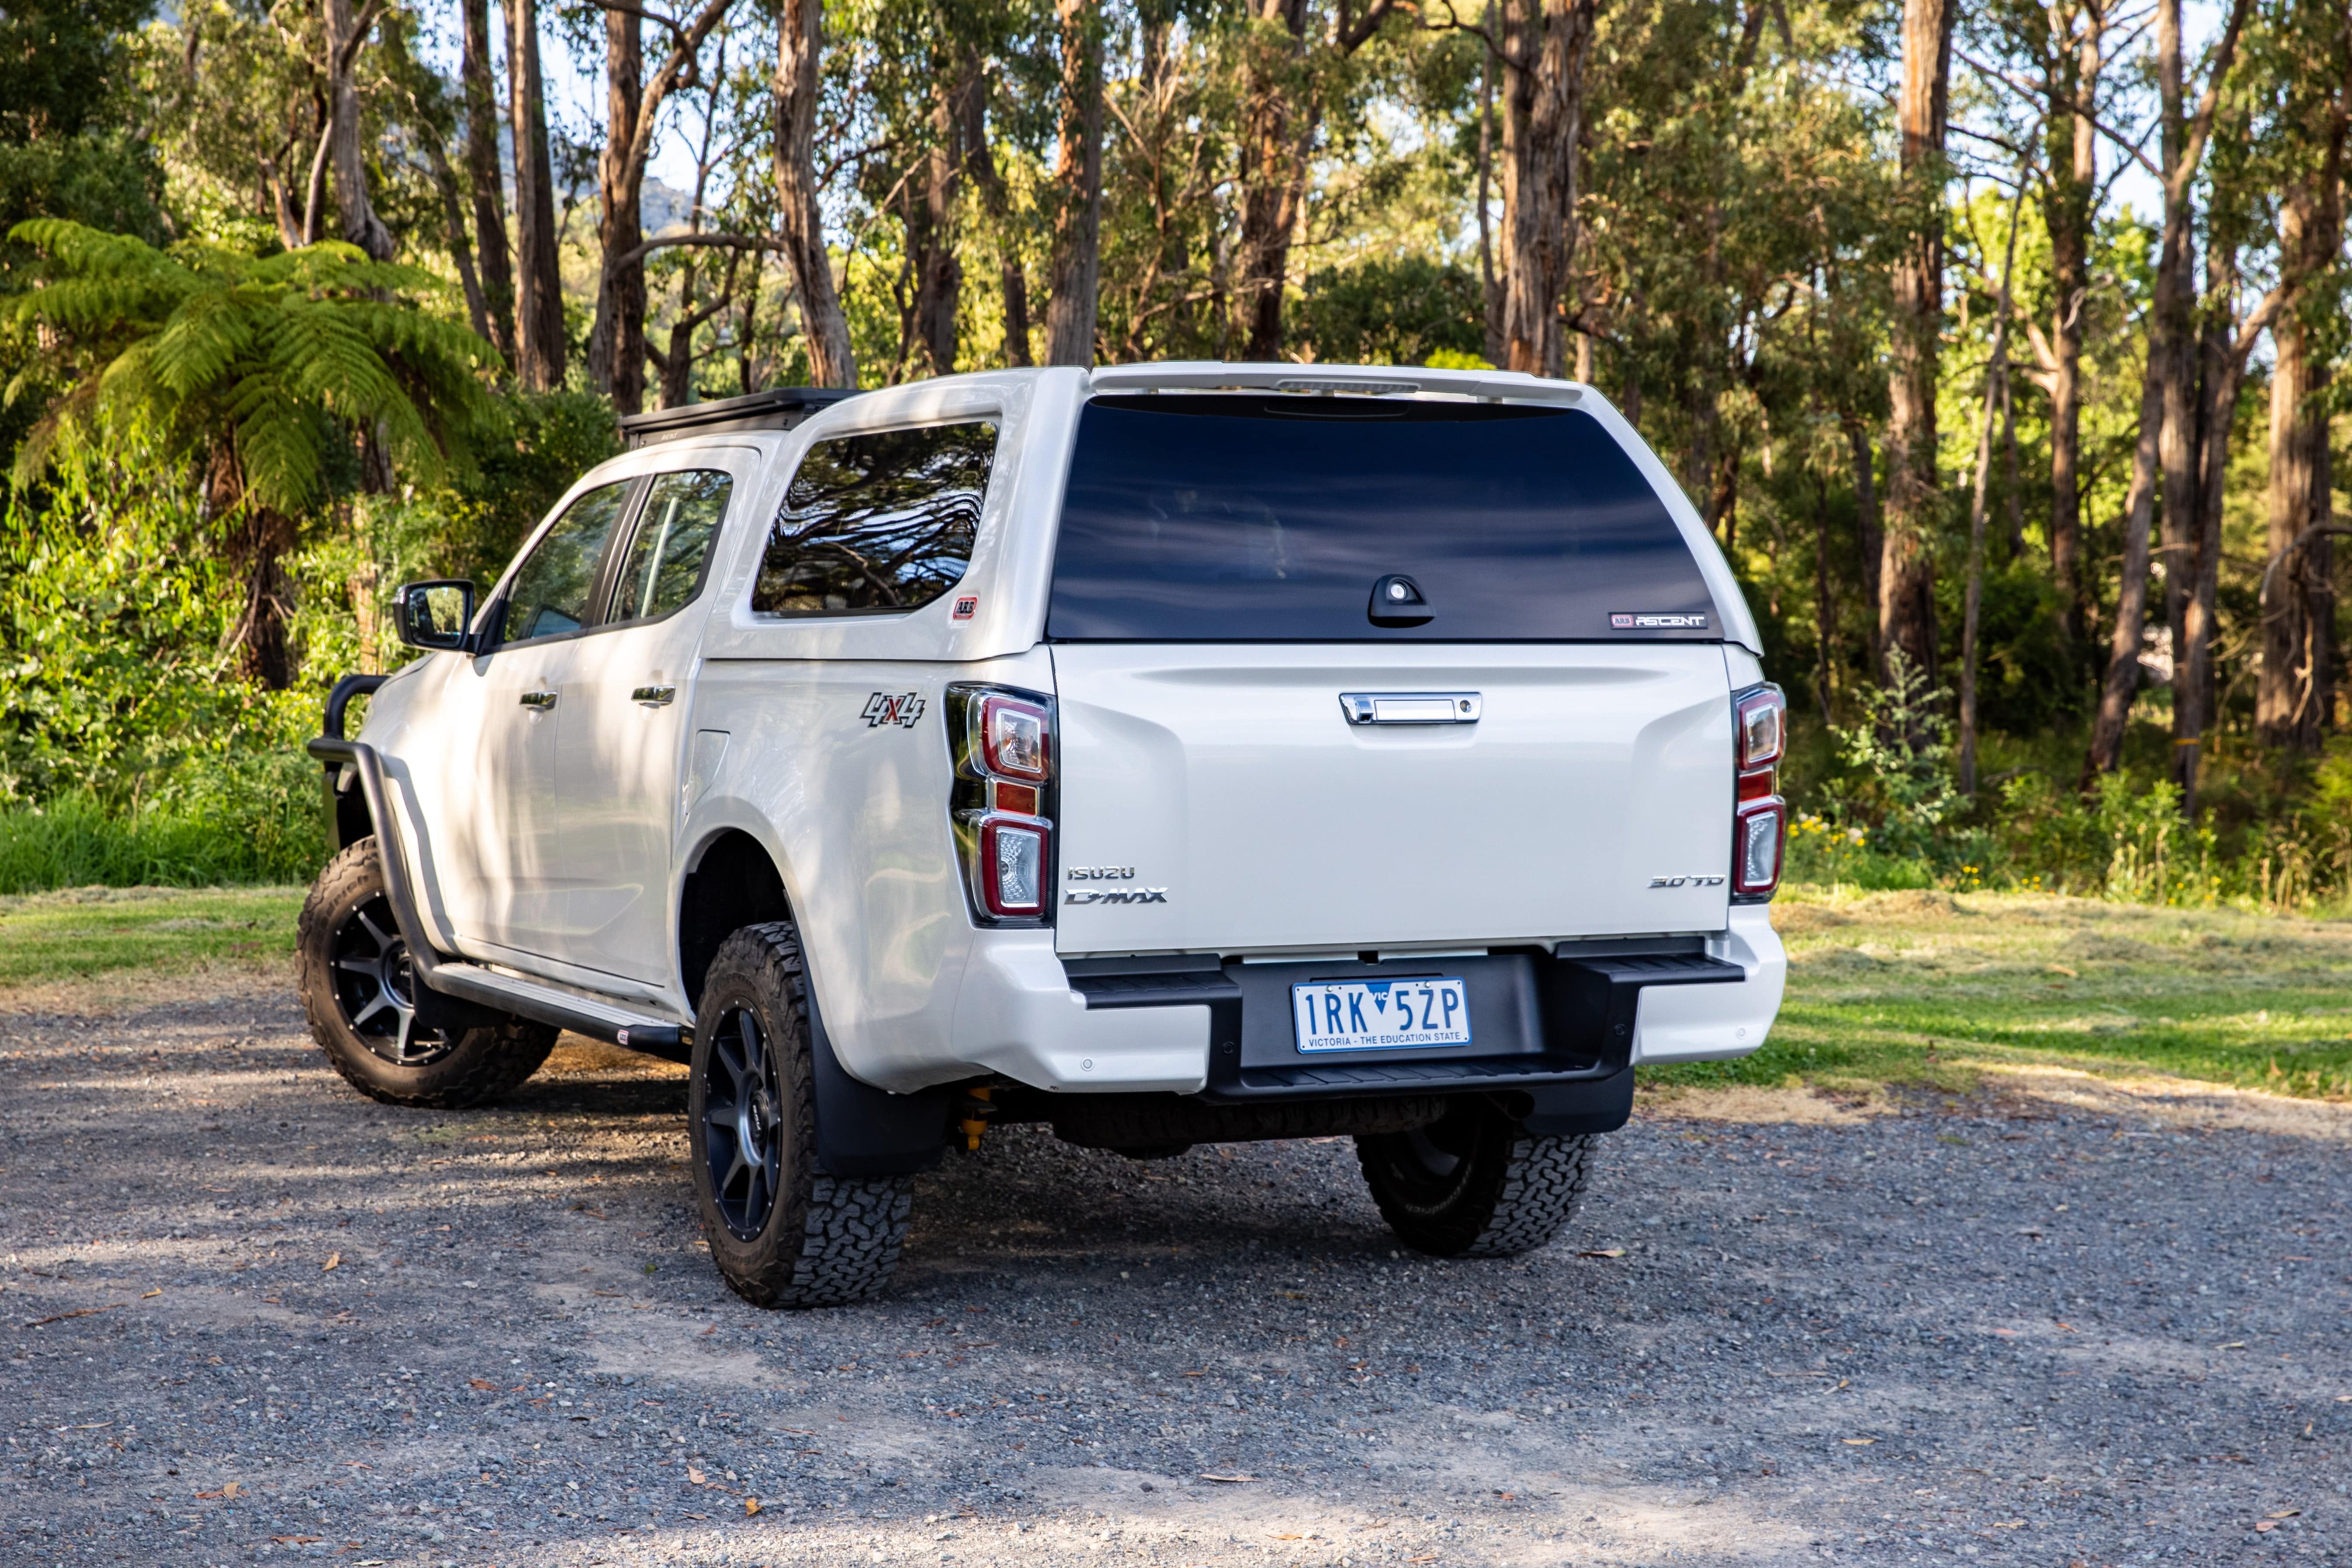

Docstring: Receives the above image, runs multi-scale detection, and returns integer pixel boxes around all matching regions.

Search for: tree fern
[7,219,494,512]
[7,220,499,684]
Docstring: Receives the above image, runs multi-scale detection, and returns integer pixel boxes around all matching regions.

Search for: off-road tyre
[297,838,558,1108]
[689,922,914,1308]
[1354,1096,1597,1258]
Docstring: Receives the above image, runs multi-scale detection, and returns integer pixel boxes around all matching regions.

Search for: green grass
[0,789,326,894]
[1649,886,2352,1103]
[0,885,303,988]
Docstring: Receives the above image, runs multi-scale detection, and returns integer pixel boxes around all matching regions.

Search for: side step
[428,963,689,1059]
[308,735,689,1059]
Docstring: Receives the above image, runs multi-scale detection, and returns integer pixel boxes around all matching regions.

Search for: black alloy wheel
[327,893,457,1067]
[700,1004,787,1240]
[687,922,915,1307]
[297,836,558,1108]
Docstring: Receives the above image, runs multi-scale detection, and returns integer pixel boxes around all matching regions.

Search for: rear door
[554,459,747,983]
[1045,393,1736,955]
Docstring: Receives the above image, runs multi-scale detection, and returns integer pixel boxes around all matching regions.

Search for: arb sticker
[861,692,927,728]
[1611,612,1708,630]
[951,595,979,621]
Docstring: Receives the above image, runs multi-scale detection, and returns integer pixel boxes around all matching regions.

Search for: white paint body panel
[356,365,1785,1093]
[1050,643,1735,955]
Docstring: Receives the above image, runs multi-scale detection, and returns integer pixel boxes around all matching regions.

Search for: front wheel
[1354,1097,1597,1258]
[689,923,913,1308]
[297,838,558,1108]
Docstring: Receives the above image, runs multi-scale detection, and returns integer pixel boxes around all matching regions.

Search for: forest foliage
[0,0,2349,903]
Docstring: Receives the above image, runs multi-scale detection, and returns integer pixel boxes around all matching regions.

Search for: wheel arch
[676,826,795,1012]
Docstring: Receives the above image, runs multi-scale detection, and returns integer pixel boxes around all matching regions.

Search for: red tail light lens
[1731,682,1786,902]
[980,695,1051,781]
[978,817,1047,916]
[1734,802,1785,896]
[949,684,1056,926]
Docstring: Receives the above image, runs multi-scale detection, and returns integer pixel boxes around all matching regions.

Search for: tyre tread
[696,923,913,1309]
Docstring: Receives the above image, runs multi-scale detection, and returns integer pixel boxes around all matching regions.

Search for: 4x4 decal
[861,692,927,728]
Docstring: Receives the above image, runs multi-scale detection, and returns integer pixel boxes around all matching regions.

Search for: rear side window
[1045,395,1714,641]
[751,421,997,616]
[503,480,634,645]
[610,469,731,624]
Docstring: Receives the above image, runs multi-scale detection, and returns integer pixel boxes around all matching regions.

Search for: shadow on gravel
[2,977,2347,1567]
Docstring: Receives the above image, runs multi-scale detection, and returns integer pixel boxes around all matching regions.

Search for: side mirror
[393,579,477,651]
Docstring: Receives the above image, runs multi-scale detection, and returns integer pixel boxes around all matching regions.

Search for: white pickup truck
[299,362,1788,1309]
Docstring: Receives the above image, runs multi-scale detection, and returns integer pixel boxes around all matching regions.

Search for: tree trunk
[460,0,515,364]
[1477,8,1502,367]
[1846,417,1883,673]
[322,0,395,261]
[2084,0,2252,780]
[957,55,1031,368]
[589,6,647,412]
[424,136,494,345]
[1234,0,1307,360]
[1044,0,1105,367]
[508,0,566,391]
[2174,233,2248,811]
[773,0,855,386]
[908,81,964,377]
[1960,180,2025,797]
[1877,0,1953,688]
[1497,0,1599,378]
[211,446,299,691]
[2041,0,2098,652]
[2259,200,2341,751]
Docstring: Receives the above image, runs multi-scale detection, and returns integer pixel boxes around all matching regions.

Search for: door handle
[519,689,558,710]
[631,684,676,707]
[1339,692,1481,724]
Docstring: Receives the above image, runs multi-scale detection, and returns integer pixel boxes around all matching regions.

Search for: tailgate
[1051,643,1733,955]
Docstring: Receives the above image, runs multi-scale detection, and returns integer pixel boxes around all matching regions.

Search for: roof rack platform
[619,386,863,448]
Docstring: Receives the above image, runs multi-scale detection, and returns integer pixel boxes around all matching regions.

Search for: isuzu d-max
[298,361,1788,1309]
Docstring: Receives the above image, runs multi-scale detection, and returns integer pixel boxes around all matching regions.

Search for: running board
[307,735,689,1059]
[428,963,689,1059]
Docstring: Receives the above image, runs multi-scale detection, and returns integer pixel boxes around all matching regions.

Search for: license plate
[1291,977,1472,1052]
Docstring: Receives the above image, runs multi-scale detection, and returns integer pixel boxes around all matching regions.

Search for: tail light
[949,684,1056,923]
[1732,683,1786,902]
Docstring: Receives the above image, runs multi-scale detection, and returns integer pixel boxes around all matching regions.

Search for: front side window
[610,469,732,625]
[502,481,634,645]
[751,421,997,616]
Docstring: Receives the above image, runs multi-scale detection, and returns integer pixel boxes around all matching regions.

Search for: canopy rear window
[1045,395,1715,642]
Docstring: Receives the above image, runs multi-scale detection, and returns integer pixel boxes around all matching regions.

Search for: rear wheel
[297,838,558,1107]
[1354,1097,1596,1257]
[689,923,913,1308]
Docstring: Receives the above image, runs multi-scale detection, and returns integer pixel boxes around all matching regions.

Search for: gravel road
[3,966,2347,1567]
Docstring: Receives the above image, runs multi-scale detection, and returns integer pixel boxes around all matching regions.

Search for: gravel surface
[3,969,2348,1566]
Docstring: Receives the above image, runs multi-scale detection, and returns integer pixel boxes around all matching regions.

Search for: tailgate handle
[1340,692,1481,725]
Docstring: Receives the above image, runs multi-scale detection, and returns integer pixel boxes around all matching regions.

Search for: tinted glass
[611,469,731,623]
[1045,396,1715,641]
[503,481,634,645]
[751,421,996,616]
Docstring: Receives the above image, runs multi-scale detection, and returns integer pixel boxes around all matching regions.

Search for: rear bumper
[946,905,1785,1098]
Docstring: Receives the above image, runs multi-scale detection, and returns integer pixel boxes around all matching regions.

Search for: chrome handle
[631,684,677,707]
[519,689,558,710]
[1339,692,1481,725]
